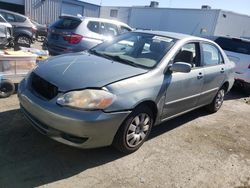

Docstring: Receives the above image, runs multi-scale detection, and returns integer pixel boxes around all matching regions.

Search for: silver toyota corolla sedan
[18,31,235,153]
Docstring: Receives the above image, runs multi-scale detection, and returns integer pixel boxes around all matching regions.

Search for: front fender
[105,70,166,113]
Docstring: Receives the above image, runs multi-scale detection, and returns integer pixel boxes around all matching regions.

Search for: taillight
[32,26,37,33]
[63,34,83,44]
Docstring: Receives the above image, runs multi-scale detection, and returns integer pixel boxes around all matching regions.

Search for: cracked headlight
[57,89,115,110]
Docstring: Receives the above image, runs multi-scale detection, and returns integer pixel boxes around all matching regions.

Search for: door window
[173,43,200,67]
[87,21,100,33]
[100,22,119,36]
[15,15,26,22]
[202,43,223,66]
[5,13,15,22]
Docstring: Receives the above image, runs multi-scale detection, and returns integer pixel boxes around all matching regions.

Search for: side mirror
[169,62,192,73]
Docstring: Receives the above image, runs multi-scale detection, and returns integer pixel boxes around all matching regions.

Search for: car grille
[30,72,58,100]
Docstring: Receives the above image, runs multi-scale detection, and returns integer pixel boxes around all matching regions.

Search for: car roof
[133,30,208,41]
[0,9,27,18]
[84,17,131,27]
[59,15,131,29]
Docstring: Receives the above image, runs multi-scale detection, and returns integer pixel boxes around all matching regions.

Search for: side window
[173,43,200,67]
[105,23,119,36]
[202,43,223,66]
[15,15,26,22]
[120,26,131,34]
[100,22,119,36]
[5,13,15,22]
[87,21,100,34]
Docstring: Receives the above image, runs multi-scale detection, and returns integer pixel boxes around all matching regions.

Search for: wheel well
[15,34,32,41]
[135,101,158,122]
[222,81,229,92]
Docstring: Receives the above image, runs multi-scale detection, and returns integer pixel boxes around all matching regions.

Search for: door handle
[197,72,203,79]
[220,68,225,73]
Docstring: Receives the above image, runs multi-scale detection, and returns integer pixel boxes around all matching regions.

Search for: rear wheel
[15,35,31,49]
[113,105,154,154]
[0,80,15,98]
[206,87,225,113]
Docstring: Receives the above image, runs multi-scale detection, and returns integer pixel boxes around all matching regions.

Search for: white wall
[100,6,131,24]
[129,8,220,36]
[215,11,250,38]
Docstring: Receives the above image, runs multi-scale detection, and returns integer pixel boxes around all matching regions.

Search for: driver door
[161,42,205,119]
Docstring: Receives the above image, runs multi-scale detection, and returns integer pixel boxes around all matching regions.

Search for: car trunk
[48,16,82,47]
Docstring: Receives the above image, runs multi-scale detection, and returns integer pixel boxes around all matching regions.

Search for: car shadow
[225,87,249,101]
[0,107,209,187]
[149,108,208,139]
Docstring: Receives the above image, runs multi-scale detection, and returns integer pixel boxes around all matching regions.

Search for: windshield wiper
[103,54,141,68]
[88,49,113,60]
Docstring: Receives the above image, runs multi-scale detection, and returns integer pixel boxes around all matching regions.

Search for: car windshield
[90,32,176,69]
[215,37,250,55]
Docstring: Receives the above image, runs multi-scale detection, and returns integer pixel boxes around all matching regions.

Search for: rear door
[198,42,226,105]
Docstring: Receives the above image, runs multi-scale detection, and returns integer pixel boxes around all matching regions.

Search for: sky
[84,0,250,16]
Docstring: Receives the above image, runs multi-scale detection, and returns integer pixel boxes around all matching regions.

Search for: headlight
[57,89,116,110]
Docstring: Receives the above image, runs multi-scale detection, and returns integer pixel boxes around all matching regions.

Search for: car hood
[33,52,148,91]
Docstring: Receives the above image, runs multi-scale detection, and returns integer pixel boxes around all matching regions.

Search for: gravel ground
[0,88,249,188]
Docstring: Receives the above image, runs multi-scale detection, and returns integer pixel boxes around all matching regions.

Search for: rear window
[215,37,250,55]
[52,18,81,29]
[15,15,26,22]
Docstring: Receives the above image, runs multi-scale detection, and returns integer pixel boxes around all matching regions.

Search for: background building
[100,3,250,38]
[0,0,25,14]
[0,0,100,25]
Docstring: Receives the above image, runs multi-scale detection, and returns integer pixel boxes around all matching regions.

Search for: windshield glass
[90,32,176,69]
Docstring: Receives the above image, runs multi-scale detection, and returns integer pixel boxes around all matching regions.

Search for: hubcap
[126,113,151,148]
[215,89,225,109]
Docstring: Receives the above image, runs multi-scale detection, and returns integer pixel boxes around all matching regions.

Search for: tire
[113,105,154,154]
[15,35,31,48]
[206,87,225,113]
[0,80,15,98]
[243,83,250,96]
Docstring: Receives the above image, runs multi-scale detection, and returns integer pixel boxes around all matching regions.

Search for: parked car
[47,15,132,55]
[207,36,250,94]
[31,19,47,38]
[18,31,235,153]
[0,15,13,47]
[0,25,8,48]
[0,9,36,47]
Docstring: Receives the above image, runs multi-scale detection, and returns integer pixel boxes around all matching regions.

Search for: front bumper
[18,80,131,149]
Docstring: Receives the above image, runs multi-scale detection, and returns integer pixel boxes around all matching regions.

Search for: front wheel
[206,88,225,113]
[113,105,154,154]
